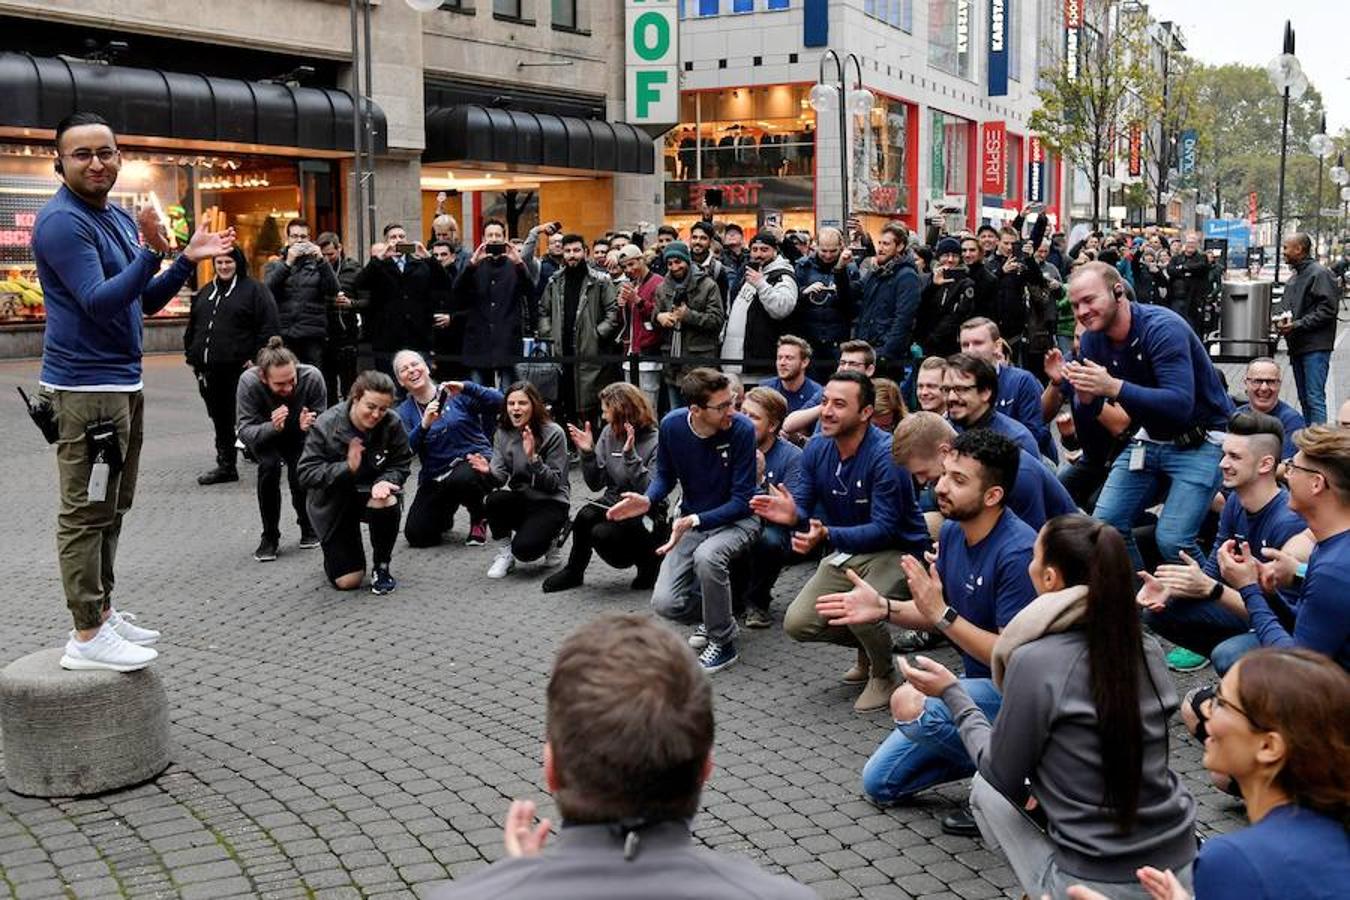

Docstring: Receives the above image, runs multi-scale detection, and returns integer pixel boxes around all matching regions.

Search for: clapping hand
[183,220,236,263]
[897,654,957,697]
[900,554,947,626]
[270,405,289,431]
[567,421,594,455]
[467,452,491,475]
[502,800,551,859]
[1063,359,1120,400]
[1043,347,1066,384]
[622,422,636,453]
[521,426,537,461]
[1154,551,1212,599]
[1135,571,1170,613]
[346,437,364,473]
[748,482,799,526]
[657,514,697,556]
[137,205,170,254]
[607,491,651,522]
[298,407,318,432]
[815,568,888,625]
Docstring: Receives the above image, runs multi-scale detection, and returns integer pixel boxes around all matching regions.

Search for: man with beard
[721,232,799,380]
[687,221,729,304]
[794,226,859,378]
[761,334,823,414]
[754,372,930,712]
[655,242,724,412]
[537,233,621,428]
[943,353,1040,459]
[916,237,976,360]
[959,235,1001,323]
[721,223,749,300]
[37,112,234,672]
[854,223,921,380]
[816,428,1037,835]
[1235,357,1305,457]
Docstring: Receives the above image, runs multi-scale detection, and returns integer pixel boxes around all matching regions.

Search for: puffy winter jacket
[184,264,280,369]
[855,254,922,365]
[794,253,859,359]
[264,254,339,342]
[722,254,798,373]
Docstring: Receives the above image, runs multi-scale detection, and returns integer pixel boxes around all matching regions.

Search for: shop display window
[853,97,911,217]
[664,86,816,182]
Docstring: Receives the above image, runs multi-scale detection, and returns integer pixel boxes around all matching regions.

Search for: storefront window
[929,111,971,200]
[853,97,911,217]
[0,143,332,325]
[928,0,974,80]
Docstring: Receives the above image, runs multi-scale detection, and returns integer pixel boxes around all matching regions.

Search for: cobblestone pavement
[4,334,1339,899]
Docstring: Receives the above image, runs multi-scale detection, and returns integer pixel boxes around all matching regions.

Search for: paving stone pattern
[5,338,1337,899]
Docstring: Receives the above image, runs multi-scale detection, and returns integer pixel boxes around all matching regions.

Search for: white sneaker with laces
[107,609,160,646]
[487,544,516,579]
[545,544,563,567]
[60,623,158,672]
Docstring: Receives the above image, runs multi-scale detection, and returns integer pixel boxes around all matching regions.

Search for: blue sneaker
[371,566,397,595]
[697,640,738,674]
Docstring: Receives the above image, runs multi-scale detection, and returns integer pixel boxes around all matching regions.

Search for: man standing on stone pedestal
[33,112,234,672]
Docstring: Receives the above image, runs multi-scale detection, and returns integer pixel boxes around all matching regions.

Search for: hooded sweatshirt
[720,254,798,373]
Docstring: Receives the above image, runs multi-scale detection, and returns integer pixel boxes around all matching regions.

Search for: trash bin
[1220,279,1273,355]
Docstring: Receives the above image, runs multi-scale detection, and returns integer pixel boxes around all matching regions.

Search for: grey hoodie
[488,421,570,506]
[942,630,1197,883]
[297,401,413,542]
[580,423,658,504]
[235,363,328,452]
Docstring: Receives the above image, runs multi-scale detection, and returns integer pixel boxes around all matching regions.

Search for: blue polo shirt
[647,409,758,531]
[1204,488,1306,615]
[762,375,825,415]
[997,364,1056,462]
[762,435,802,488]
[1240,527,1350,670]
[787,426,929,556]
[1236,400,1306,458]
[1007,449,1080,530]
[935,509,1039,679]
[952,410,1040,459]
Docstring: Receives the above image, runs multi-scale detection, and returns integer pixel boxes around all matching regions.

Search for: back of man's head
[1294,426,1350,507]
[547,615,713,824]
[892,410,956,467]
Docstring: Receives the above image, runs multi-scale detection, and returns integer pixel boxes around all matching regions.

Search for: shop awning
[424,105,654,175]
[0,52,386,155]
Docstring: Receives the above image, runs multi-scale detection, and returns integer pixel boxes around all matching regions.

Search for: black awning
[0,52,387,154]
[424,105,654,175]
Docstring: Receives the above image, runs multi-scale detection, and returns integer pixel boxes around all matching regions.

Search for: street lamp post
[1310,114,1333,260]
[1266,20,1308,285]
[1334,154,1350,248]
[811,51,872,231]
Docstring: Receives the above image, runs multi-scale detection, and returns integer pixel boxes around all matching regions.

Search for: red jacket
[621,270,666,356]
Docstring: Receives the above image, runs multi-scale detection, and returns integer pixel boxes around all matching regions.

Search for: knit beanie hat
[663,241,692,265]
[935,236,962,256]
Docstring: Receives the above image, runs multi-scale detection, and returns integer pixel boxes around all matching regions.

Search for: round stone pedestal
[1,648,171,797]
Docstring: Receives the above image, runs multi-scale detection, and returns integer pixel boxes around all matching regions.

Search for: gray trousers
[970,775,1194,900]
[651,517,760,645]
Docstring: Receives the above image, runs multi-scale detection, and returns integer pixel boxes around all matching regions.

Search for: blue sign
[1179,129,1198,176]
[1204,218,1250,268]
[804,0,828,46]
[988,0,1009,96]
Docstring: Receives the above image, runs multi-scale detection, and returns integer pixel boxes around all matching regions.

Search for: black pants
[195,364,243,466]
[322,500,401,584]
[563,503,660,575]
[484,490,568,562]
[404,465,490,547]
[257,435,311,540]
[731,523,796,616]
[323,341,358,407]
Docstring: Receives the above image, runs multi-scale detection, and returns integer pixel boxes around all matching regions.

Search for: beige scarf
[990,584,1090,688]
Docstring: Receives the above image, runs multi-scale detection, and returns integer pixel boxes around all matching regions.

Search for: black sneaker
[298,527,321,550]
[940,804,980,837]
[745,608,773,629]
[254,536,279,562]
[197,466,238,486]
[542,568,584,594]
[893,628,945,653]
[630,565,659,591]
[370,566,397,595]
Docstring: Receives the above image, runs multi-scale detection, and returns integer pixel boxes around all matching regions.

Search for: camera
[436,384,452,408]
[485,242,508,256]
[394,241,416,255]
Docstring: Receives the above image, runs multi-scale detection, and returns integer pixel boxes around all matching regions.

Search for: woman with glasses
[1071,648,1349,900]
[899,514,1198,899]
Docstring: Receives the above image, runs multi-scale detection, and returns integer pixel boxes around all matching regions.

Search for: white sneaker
[487,545,516,579]
[545,544,563,567]
[60,623,158,672]
[107,609,160,646]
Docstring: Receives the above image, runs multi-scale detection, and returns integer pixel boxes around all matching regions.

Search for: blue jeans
[862,677,1002,805]
[1211,632,1260,676]
[1143,600,1249,658]
[1092,438,1224,570]
[1290,350,1331,425]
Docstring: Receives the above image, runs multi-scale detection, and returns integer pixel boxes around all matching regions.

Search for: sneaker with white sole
[107,609,160,646]
[697,640,739,673]
[688,624,709,650]
[466,519,488,547]
[545,544,564,567]
[487,545,516,579]
[60,623,158,672]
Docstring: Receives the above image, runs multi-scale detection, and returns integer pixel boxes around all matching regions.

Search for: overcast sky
[1145,0,1349,134]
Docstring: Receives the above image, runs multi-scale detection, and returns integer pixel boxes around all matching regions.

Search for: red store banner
[981,121,1006,196]
[1128,121,1142,177]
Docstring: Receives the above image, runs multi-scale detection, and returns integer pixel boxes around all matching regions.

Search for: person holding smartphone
[452,218,534,391]
[264,218,340,370]
[544,383,662,594]
[297,371,412,595]
[355,222,448,384]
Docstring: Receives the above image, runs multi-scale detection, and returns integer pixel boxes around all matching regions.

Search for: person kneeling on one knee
[544,382,662,594]
[297,371,412,595]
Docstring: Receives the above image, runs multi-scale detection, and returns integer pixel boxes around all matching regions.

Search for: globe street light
[1309,114,1333,259]
[814,50,872,232]
[1266,20,1305,284]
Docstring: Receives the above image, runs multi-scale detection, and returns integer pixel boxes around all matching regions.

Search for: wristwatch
[1206,580,1224,603]
[933,605,960,632]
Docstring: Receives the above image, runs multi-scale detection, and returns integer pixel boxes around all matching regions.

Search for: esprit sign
[988,0,1009,96]
[625,0,679,126]
[982,121,1006,196]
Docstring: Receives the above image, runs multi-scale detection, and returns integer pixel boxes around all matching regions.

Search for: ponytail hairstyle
[1038,514,1144,832]
[255,336,297,376]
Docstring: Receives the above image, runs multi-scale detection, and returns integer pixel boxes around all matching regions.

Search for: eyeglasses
[1282,457,1325,480]
[63,148,119,164]
[1212,685,1268,732]
[700,400,735,413]
[1245,378,1280,388]
[941,384,978,395]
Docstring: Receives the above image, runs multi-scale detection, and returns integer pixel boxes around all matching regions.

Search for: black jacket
[265,254,340,342]
[968,262,1001,323]
[451,255,535,369]
[328,256,363,346]
[916,271,977,358]
[355,255,451,353]
[1283,258,1340,355]
[1165,252,1209,309]
[184,268,280,369]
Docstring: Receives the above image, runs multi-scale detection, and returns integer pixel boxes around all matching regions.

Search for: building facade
[669,0,1065,238]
